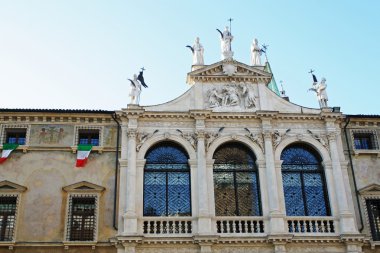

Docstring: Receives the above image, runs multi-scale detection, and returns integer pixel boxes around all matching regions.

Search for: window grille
[281,144,330,216]
[353,131,378,150]
[67,196,96,241]
[78,129,99,146]
[143,142,191,216]
[366,199,380,241]
[213,142,261,216]
[0,196,17,241]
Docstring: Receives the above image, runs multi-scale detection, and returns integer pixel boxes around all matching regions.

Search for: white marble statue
[310,77,328,108]
[250,38,262,66]
[218,26,234,59]
[128,74,142,104]
[241,83,256,108]
[192,37,204,65]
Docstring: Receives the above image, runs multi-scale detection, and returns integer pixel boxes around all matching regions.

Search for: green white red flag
[76,144,92,167]
[0,144,19,164]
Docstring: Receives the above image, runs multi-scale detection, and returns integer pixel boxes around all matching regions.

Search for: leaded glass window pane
[143,142,191,217]
[213,142,261,216]
[281,144,330,216]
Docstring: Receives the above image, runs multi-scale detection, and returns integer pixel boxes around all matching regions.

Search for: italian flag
[0,144,19,164]
[76,145,92,167]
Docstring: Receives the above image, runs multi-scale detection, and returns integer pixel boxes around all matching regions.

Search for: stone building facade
[0,58,374,253]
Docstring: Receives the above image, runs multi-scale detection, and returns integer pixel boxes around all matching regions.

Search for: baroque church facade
[0,33,378,253]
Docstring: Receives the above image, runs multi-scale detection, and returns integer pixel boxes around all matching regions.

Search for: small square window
[67,196,96,241]
[4,128,26,145]
[0,196,17,241]
[78,130,99,146]
[353,132,377,150]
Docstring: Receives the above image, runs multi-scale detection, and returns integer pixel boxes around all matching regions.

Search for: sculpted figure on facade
[176,129,197,150]
[192,37,204,65]
[272,129,291,149]
[217,26,234,59]
[128,74,141,104]
[136,130,159,151]
[205,127,224,151]
[307,129,329,150]
[250,38,262,66]
[244,128,264,153]
[309,74,328,108]
[222,85,239,106]
[240,83,256,108]
[208,88,223,108]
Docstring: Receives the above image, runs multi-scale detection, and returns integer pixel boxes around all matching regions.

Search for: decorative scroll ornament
[205,127,225,151]
[307,130,329,151]
[176,129,197,150]
[272,129,291,149]
[136,130,159,151]
[206,83,256,110]
[244,128,264,153]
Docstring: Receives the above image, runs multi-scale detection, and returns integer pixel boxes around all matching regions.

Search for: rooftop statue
[128,69,148,104]
[308,71,328,108]
[250,38,262,66]
[186,37,204,65]
[217,26,234,60]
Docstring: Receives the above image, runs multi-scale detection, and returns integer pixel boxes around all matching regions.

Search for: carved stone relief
[307,129,330,151]
[136,130,159,151]
[204,127,225,151]
[272,129,291,149]
[176,129,197,150]
[244,128,264,153]
[205,83,256,111]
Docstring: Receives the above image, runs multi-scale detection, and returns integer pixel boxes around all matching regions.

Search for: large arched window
[281,144,330,216]
[213,142,261,216]
[143,142,191,216]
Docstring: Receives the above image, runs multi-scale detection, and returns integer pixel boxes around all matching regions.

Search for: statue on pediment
[186,37,204,65]
[308,72,328,108]
[128,69,148,104]
[217,26,234,59]
[250,38,262,66]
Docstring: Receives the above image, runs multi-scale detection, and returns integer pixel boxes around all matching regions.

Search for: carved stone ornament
[307,129,330,151]
[127,129,137,138]
[204,127,224,151]
[272,129,291,149]
[176,129,197,150]
[244,128,264,153]
[206,83,256,110]
[222,63,237,76]
[136,130,159,151]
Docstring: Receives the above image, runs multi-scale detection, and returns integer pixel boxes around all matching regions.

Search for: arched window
[143,142,191,216]
[213,142,261,216]
[281,144,330,216]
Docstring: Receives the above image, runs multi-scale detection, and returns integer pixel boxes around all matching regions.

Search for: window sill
[0,145,28,153]
[71,146,103,154]
[353,149,380,157]
[0,241,15,250]
[63,241,97,249]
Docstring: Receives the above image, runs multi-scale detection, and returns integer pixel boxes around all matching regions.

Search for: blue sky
[0,1,379,114]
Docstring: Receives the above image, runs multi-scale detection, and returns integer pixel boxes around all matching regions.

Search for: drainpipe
[344,117,364,232]
[111,113,121,230]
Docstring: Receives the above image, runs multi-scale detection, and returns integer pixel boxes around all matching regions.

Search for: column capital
[127,129,137,138]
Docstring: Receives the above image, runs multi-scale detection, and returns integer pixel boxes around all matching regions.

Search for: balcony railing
[215,217,265,235]
[286,216,336,234]
[142,217,192,235]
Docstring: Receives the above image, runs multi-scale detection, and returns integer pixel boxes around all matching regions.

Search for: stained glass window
[143,142,191,216]
[281,144,330,216]
[213,142,261,216]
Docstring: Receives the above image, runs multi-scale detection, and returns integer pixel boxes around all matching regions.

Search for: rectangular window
[68,196,96,241]
[0,196,17,241]
[4,129,26,145]
[78,130,99,146]
[353,132,377,150]
[366,199,380,241]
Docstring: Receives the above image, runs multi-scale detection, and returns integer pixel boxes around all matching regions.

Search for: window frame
[351,129,379,151]
[212,142,262,217]
[63,181,105,244]
[281,144,331,217]
[0,181,26,244]
[0,125,30,146]
[74,126,103,147]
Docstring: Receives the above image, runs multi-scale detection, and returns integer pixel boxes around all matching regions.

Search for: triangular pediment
[359,184,380,195]
[187,59,272,84]
[62,181,105,193]
[0,180,27,192]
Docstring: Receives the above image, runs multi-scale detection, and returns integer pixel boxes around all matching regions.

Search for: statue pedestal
[222,51,234,60]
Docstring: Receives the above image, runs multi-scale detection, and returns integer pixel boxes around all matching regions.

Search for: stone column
[263,130,286,234]
[123,129,138,234]
[118,124,128,234]
[196,129,212,234]
[327,132,357,233]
